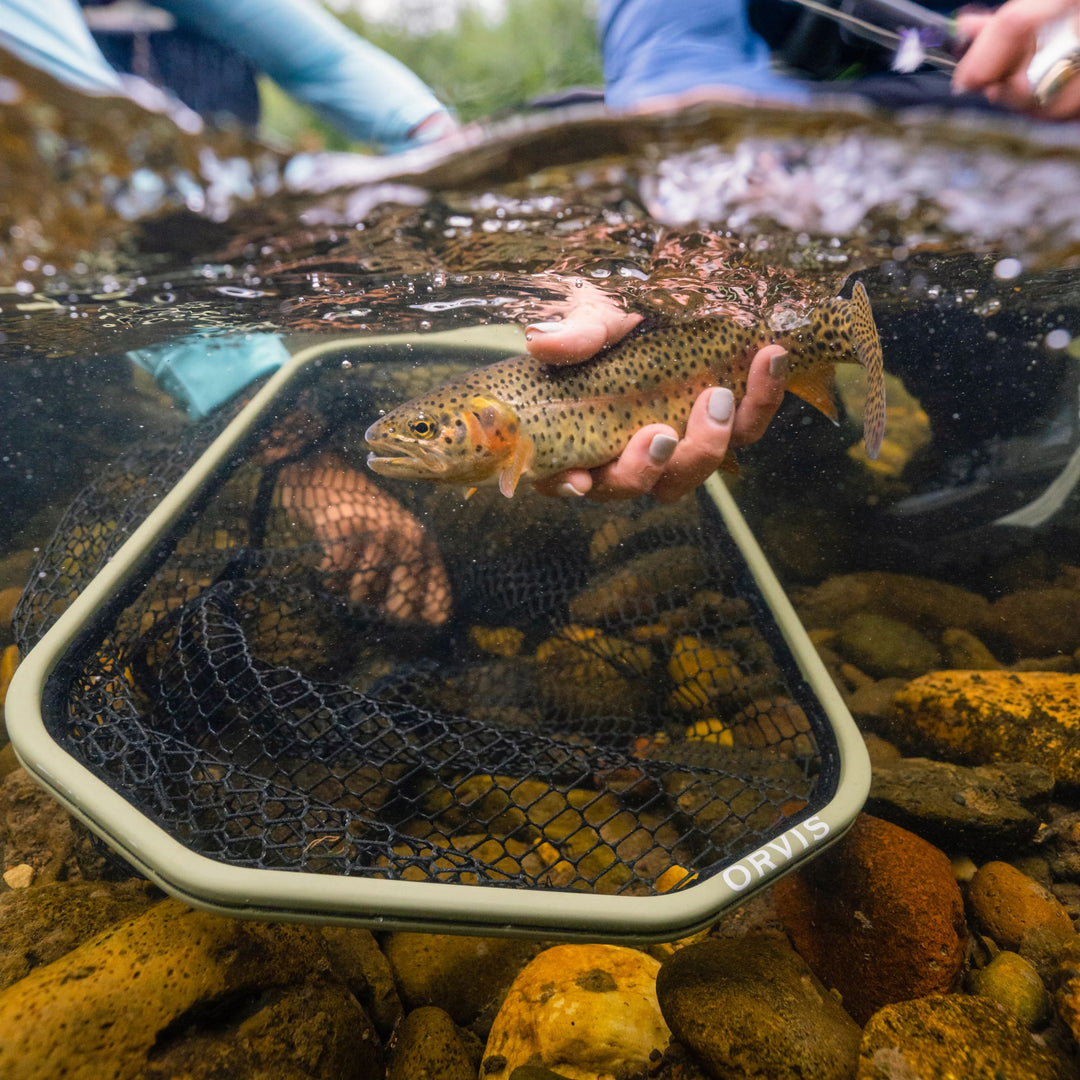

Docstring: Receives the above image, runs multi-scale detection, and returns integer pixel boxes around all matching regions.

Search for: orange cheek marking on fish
[461,406,510,459]
[463,396,535,498]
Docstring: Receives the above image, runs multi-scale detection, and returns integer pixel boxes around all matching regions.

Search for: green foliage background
[260,0,603,151]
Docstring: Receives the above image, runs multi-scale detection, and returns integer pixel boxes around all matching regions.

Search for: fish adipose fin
[849,281,886,460]
[498,433,536,498]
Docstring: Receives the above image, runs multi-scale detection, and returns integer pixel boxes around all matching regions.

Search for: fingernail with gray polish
[708,387,734,424]
[526,321,564,334]
[648,433,678,465]
[557,481,585,497]
[769,351,789,379]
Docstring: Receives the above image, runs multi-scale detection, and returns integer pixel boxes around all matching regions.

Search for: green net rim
[5,330,871,941]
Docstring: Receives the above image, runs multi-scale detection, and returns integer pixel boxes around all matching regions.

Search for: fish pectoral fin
[497,434,536,498]
[786,367,839,425]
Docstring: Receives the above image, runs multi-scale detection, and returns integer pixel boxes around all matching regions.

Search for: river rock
[793,572,993,637]
[0,585,22,642]
[1034,806,1080,881]
[845,677,907,723]
[857,994,1073,1079]
[989,587,1080,660]
[0,878,158,990]
[940,627,1002,669]
[866,758,1054,849]
[1054,936,1080,1047]
[967,951,1052,1029]
[0,631,19,681]
[481,944,669,1080]
[0,767,106,882]
[386,1006,479,1080]
[568,545,705,624]
[968,861,1076,952]
[535,626,652,718]
[656,935,860,1080]
[383,932,539,1031]
[144,979,381,1080]
[862,732,902,767]
[888,671,1080,785]
[0,897,381,1080]
[837,611,942,679]
[774,814,966,1024]
[319,926,403,1035]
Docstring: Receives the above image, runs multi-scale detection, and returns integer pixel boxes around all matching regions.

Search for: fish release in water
[365,282,885,497]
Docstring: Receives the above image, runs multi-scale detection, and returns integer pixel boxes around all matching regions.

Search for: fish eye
[408,417,438,438]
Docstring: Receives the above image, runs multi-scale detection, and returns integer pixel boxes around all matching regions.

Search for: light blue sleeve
[155,0,450,149]
[128,333,290,420]
[0,0,125,94]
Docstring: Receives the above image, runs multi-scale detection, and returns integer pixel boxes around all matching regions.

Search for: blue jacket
[0,0,448,150]
[600,0,964,108]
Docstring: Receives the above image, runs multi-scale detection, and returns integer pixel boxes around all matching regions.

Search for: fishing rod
[782,0,1080,103]
[781,0,959,70]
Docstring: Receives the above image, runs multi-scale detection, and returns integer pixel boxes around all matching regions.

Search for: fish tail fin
[848,281,885,460]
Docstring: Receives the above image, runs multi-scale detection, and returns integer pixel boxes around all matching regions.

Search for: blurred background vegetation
[260,0,603,151]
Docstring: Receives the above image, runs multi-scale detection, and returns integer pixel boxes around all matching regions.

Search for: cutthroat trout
[365,282,885,497]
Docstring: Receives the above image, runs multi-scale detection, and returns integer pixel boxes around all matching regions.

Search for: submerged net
[14,346,836,897]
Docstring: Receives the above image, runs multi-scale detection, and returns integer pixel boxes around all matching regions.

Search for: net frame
[5,331,870,941]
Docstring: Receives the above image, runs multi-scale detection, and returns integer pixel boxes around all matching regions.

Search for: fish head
[365,392,522,486]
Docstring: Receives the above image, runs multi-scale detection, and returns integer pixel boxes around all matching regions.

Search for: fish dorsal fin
[498,432,535,498]
[848,281,886,460]
[787,366,839,424]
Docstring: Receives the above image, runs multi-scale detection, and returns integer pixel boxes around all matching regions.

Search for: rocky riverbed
[3,549,1080,1079]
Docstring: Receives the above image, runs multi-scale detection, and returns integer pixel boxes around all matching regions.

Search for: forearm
[0,0,125,94]
[156,0,449,147]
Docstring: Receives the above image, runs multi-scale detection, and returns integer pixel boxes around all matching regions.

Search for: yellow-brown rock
[0,586,21,647]
[0,644,19,709]
[569,546,705,624]
[481,944,670,1080]
[968,861,1075,952]
[667,635,743,716]
[858,994,1073,1079]
[889,671,1080,785]
[940,627,1002,669]
[385,1006,478,1080]
[967,951,1052,1029]
[1055,936,1080,1047]
[793,572,993,637]
[469,625,524,657]
[0,879,158,991]
[0,898,370,1080]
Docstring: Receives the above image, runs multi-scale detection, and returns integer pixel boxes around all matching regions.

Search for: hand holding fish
[520,280,788,502]
[953,0,1080,117]
[531,347,789,503]
[366,283,885,501]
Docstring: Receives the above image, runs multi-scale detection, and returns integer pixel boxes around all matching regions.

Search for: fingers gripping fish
[366,283,885,497]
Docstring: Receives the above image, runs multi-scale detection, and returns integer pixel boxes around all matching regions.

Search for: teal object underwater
[128,333,290,420]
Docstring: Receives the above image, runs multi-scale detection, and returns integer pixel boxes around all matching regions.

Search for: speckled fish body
[366,282,885,497]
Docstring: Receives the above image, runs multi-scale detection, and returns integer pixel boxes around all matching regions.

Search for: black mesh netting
[13,351,837,896]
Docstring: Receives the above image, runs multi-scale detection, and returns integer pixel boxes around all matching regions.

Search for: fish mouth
[365,445,450,478]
